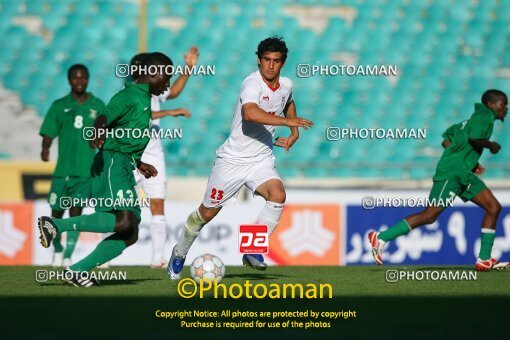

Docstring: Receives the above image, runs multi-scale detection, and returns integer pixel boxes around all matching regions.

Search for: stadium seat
[0,0,508,179]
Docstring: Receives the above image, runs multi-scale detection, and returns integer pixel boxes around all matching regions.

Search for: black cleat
[63,268,100,287]
[37,216,57,248]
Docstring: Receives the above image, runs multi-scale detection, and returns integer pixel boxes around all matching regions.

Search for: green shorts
[91,150,141,220]
[49,176,91,212]
[429,173,487,207]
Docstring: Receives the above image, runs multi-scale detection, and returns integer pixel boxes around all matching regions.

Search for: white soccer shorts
[136,137,167,199]
[202,157,282,208]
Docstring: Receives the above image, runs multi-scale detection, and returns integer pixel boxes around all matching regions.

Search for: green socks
[377,220,496,261]
[70,237,126,272]
[53,212,116,234]
[64,231,79,259]
[378,219,412,242]
[479,229,496,260]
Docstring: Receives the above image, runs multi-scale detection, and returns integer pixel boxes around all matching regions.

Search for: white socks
[175,210,206,257]
[258,201,284,237]
[150,215,166,263]
[174,202,283,259]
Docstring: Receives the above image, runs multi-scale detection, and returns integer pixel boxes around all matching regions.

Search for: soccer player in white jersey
[167,37,313,279]
[130,47,198,268]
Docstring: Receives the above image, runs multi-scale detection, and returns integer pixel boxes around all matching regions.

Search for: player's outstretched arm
[138,161,158,179]
[168,46,199,99]
[242,103,313,129]
[469,138,501,154]
[275,101,300,153]
[151,108,191,119]
[40,135,52,161]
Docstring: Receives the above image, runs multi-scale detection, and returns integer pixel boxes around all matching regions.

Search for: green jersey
[434,103,497,182]
[39,93,106,177]
[442,121,464,143]
[101,83,151,163]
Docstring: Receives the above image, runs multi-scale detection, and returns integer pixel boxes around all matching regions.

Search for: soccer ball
[190,254,226,283]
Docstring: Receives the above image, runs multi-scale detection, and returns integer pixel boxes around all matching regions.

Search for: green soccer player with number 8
[39,64,106,268]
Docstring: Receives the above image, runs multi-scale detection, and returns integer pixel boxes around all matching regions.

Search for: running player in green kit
[368,89,508,271]
[36,52,173,286]
[442,122,486,176]
[39,64,106,267]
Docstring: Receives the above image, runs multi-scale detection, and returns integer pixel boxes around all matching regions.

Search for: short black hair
[144,52,173,68]
[482,89,507,105]
[68,64,89,79]
[130,52,149,67]
[129,52,150,81]
[141,52,174,79]
[256,36,288,62]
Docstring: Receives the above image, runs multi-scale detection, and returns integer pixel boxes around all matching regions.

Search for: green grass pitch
[1,265,509,339]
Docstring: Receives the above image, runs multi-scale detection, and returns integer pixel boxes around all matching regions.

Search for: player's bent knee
[201,208,217,222]
[421,209,439,225]
[69,207,83,217]
[268,190,286,204]
[488,201,502,216]
[198,205,219,222]
[114,211,139,234]
[124,227,139,247]
[150,199,164,215]
[266,185,286,204]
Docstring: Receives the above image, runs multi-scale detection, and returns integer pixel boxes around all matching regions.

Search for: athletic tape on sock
[175,209,207,257]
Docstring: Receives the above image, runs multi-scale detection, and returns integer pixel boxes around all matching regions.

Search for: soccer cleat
[97,261,110,269]
[151,259,168,269]
[167,246,185,280]
[242,254,267,271]
[52,252,64,267]
[368,231,385,265]
[492,261,510,270]
[475,258,510,271]
[38,216,57,248]
[63,267,100,287]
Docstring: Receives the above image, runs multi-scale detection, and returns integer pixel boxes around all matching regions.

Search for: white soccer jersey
[141,88,171,163]
[216,70,293,165]
[150,88,171,126]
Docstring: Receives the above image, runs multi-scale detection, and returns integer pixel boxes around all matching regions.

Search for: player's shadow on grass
[403,266,473,271]
[366,266,475,272]
[369,265,475,272]
[224,273,290,280]
[37,278,160,287]
[99,278,161,286]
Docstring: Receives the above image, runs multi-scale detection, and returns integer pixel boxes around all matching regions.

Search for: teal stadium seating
[0,0,509,178]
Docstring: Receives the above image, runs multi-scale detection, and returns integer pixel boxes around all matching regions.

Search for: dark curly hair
[255,36,288,62]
